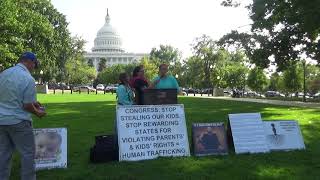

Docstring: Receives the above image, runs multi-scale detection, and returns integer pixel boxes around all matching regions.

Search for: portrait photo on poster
[34,128,68,170]
[192,122,228,156]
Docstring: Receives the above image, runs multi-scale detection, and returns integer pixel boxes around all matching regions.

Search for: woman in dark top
[130,65,149,105]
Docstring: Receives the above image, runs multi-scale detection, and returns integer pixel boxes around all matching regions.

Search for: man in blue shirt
[0,52,46,180]
[152,64,179,90]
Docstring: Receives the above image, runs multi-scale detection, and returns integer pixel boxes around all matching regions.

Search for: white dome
[92,10,124,53]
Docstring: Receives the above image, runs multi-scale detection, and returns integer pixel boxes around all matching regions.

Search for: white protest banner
[264,120,305,151]
[34,128,67,170]
[117,104,190,161]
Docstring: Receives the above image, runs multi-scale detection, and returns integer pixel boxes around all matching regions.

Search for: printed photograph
[266,123,285,146]
[34,129,63,163]
[192,123,228,156]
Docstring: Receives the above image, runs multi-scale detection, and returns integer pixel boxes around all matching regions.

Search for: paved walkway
[186,94,320,109]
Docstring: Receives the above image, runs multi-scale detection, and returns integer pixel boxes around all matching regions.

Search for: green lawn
[249,96,320,103]
[10,94,320,180]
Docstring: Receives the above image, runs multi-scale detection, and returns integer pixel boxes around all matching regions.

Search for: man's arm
[33,101,42,108]
[22,79,46,118]
[23,103,46,118]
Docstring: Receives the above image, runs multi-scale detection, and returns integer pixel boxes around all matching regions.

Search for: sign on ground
[116,104,190,161]
[192,122,228,156]
[34,128,67,170]
[264,120,305,151]
[228,113,270,154]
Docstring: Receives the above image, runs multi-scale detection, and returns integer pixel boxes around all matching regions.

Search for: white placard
[34,128,67,170]
[228,113,270,154]
[264,120,305,151]
[117,104,190,161]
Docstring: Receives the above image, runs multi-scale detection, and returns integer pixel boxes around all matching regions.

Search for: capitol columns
[94,58,98,70]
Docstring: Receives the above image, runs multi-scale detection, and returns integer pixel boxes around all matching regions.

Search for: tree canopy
[220,0,320,71]
[150,45,181,66]
[247,67,268,93]
[0,0,72,80]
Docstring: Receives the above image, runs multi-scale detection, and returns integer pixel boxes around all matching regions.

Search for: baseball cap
[20,52,39,69]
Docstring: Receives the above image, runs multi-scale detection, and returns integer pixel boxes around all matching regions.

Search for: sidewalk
[186,94,320,109]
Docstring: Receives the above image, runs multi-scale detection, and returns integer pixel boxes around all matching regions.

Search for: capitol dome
[92,10,124,53]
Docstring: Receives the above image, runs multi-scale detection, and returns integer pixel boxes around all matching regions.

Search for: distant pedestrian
[0,52,46,180]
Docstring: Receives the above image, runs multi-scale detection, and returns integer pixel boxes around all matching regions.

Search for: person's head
[35,132,62,159]
[159,64,169,77]
[206,127,213,133]
[19,52,39,72]
[119,73,129,85]
[133,65,145,78]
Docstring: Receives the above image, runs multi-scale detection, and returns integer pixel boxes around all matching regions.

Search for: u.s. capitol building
[85,10,147,71]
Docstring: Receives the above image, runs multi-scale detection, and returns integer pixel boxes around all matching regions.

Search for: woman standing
[130,65,149,105]
[116,73,134,105]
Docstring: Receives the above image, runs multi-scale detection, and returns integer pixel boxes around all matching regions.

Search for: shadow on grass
[9,97,320,180]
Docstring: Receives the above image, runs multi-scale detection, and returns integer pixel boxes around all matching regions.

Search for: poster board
[192,122,228,156]
[228,113,270,154]
[264,120,305,151]
[143,89,177,105]
[34,128,67,170]
[116,104,190,161]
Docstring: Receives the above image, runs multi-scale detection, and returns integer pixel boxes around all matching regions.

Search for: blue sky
[51,0,252,57]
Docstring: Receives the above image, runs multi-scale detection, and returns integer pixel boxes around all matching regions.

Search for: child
[116,73,135,105]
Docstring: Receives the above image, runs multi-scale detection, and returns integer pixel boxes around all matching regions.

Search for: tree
[182,45,249,90]
[97,65,122,85]
[213,50,248,90]
[177,64,188,87]
[220,0,320,71]
[220,0,241,7]
[247,67,268,93]
[305,64,320,94]
[282,63,302,94]
[268,72,282,91]
[182,56,203,88]
[65,36,96,85]
[223,62,248,90]
[150,45,181,66]
[140,57,158,81]
[65,59,96,85]
[87,59,94,67]
[170,61,183,80]
[98,58,107,72]
[97,63,137,85]
[191,35,224,88]
[0,0,72,81]
[0,0,24,68]
[96,57,157,85]
[309,79,320,94]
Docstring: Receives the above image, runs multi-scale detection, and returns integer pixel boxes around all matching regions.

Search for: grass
[247,96,320,103]
[10,94,320,180]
